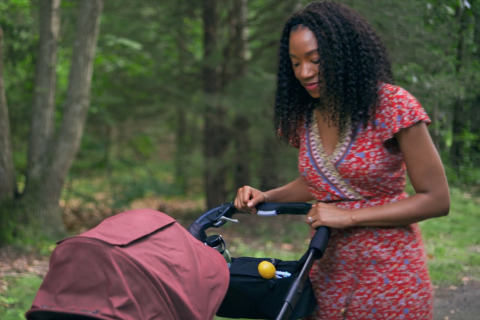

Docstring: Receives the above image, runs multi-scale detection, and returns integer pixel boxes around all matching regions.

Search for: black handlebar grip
[308,226,331,259]
[254,202,313,215]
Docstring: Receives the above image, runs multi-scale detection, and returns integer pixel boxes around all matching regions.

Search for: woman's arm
[307,121,450,229]
[234,176,315,213]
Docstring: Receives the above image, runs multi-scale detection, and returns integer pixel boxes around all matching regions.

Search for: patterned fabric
[298,84,433,320]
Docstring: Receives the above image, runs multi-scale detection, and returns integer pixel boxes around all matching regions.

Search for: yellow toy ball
[258,261,276,279]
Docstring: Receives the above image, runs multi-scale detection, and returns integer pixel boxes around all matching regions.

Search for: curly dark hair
[274,1,394,144]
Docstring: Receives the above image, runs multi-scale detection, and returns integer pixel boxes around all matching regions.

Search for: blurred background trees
[0,0,479,242]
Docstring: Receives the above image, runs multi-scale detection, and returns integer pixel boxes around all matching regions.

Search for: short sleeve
[375,85,431,143]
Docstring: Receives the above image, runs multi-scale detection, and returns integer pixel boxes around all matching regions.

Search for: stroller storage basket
[216,256,316,319]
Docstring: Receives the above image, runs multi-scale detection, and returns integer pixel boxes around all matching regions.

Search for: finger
[235,186,252,213]
[306,215,314,225]
[249,193,270,214]
[234,188,244,210]
[247,194,261,207]
[308,206,317,217]
[242,187,253,206]
[235,187,247,210]
[311,219,322,229]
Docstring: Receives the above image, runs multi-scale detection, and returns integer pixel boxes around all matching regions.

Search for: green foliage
[0,276,43,320]
[0,0,37,177]
[2,0,480,240]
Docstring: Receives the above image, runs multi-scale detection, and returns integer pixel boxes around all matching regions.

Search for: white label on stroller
[257,210,277,216]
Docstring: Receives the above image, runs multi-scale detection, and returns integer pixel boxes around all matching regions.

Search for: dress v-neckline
[310,112,350,163]
[305,114,363,200]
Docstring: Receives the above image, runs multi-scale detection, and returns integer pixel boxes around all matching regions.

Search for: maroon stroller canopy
[26,209,230,320]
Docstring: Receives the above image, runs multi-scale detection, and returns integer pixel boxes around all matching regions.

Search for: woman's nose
[299,63,316,80]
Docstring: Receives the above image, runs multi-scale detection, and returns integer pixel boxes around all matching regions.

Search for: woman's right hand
[234,186,268,214]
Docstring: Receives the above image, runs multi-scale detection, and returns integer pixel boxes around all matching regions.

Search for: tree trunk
[450,98,464,168]
[174,2,192,195]
[175,107,188,194]
[233,116,250,188]
[203,0,230,208]
[20,0,104,238]
[470,2,480,155]
[26,0,61,187]
[470,96,480,155]
[231,0,251,190]
[450,8,468,170]
[259,135,283,191]
[0,26,17,204]
[474,0,480,51]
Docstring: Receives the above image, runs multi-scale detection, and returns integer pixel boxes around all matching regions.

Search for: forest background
[1,0,480,318]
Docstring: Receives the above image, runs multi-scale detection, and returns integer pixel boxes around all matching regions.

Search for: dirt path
[433,281,480,320]
[1,247,479,319]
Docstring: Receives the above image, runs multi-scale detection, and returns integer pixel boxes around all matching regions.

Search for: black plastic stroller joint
[187,202,237,242]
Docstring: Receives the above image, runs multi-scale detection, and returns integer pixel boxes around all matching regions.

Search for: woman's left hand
[306,203,354,229]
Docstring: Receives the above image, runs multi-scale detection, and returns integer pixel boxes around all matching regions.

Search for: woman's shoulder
[378,83,421,109]
[376,83,424,115]
[373,83,430,141]
[377,83,417,103]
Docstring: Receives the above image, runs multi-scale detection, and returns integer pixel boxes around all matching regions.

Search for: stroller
[25,202,330,320]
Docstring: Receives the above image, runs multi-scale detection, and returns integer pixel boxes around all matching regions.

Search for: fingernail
[247,202,253,207]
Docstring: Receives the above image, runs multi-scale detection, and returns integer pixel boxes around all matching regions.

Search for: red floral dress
[298,84,433,320]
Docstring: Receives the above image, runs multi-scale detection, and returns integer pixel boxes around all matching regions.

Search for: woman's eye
[292,62,300,67]
[312,59,321,64]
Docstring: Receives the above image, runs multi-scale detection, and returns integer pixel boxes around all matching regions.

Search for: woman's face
[289,27,322,98]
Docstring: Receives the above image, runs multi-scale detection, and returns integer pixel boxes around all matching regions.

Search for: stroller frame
[188,202,330,320]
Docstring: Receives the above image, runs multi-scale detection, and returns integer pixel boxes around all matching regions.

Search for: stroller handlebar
[187,202,330,259]
[255,202,312,216]
[187,202,312,240]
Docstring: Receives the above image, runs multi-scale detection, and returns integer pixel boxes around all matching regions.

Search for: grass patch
[0,276,43,320]
[420,188,480,284]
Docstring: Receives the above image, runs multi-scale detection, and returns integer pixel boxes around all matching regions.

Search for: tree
[26,0,61,192]
[203,0,231,208]
[230,0,251,190]
[450,3,470,169]
[0,0,104,239]
[0,26,16,204]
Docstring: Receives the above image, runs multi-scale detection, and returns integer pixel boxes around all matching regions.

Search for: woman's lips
[304,82,319,90]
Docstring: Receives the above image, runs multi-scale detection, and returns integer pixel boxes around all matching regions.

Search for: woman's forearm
[351,190,450,227]
[264,176,315,203]
[308,189,450,230]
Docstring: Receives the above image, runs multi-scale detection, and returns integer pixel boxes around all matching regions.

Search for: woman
[234,2,450,320]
